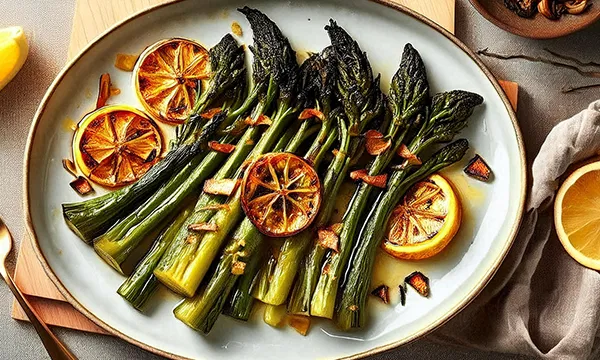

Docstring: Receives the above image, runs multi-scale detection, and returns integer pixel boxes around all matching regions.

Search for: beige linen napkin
[427,100,600,359]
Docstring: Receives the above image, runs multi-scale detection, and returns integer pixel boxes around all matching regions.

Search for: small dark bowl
[469,0,600,39]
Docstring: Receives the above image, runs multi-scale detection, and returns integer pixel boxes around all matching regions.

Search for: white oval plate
[24,0,526,359]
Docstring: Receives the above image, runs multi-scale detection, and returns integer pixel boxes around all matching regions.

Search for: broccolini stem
[335,140,469,330]
[117,203,195,310]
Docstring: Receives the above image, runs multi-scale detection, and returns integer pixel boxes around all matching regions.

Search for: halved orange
[555,161,600,270]
[134,38,210,124]
[382,174,462,260]
[241,153,322,237]
[73,105,163,188]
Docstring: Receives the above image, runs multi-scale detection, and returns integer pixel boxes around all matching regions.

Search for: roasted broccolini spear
[287,20,384,315]
[310,43,429,318]
[335,90,484,330]
[249,47,339,306]
[62,34,246,244]
[93,4,311,273]
[154,6,302,298]
[172,46,340,333]
[117,202,195,310]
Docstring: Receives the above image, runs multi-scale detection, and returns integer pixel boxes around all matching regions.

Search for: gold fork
[0,217,77,360]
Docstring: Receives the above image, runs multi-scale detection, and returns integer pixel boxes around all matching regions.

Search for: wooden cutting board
[12,0,516,334]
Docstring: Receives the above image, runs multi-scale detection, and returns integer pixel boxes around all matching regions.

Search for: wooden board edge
[11,297,108,335]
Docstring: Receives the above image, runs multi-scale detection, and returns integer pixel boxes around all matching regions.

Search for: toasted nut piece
[405,271,430,297]
[188,223,218,232]
[244,114,272,126]
[464,154,492,182]
[537,0,565,20]
[329,222,343,235]
[231,21,243,36]
[365,130,391,156]
[114,53,138,72]
[350,169,368,181]
[397,144,422,166]
[200,107,222,119]
[363,174,388,188]
[371,284,390,304]
[208,141,236,154]
[203,179,239,196]
[564,0,588,14]
[350,169,388,188]
[318,228,339,252]
[231,260,246,275]
[298,108,325,121]
[288,315,311,336]
[96,73,111,108]
[70,176,94,195]
[62,158,77,177]
[332,148,347,157]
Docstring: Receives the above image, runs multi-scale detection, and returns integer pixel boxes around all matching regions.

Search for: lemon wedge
[0,26,28,92]
[382,174,462,260]
[555,161,600,270]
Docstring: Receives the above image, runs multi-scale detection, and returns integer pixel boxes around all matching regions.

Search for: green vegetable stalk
[335,90,484,330]
[93,113,239,273]
[117,202,195,310]
[310,43,429,318]
[154,6,302,298]
[62,34,246,243]
[287,20,384,315]
[173,50,346,335]
[250,47,339,306]
[335,139,469,330]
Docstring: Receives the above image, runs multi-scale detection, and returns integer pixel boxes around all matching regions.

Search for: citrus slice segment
[555,161,600,270]
[134,38,210,124]
[73,105,163,188]
[241,153,322,237]
[382,174,462,260]
[0,26,28,92]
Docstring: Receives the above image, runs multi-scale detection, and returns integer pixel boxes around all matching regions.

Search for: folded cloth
[430,100,600,360]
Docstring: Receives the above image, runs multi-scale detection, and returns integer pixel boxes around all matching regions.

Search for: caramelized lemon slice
[382,174,462,260]
[241,153,322,237]
[134,38,210,124]
[73,105,163,188]
[555,161,600,270]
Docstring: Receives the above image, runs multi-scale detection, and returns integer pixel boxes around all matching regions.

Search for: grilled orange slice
[555,161,600,270]
[73,105,163,188]
[382,174,461,260]
[134,38,210,124]
[241,153,322,237]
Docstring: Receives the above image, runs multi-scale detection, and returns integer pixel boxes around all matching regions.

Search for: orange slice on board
[382,174,462,260]
[73,105,163,188]
[134,38,210,124]
[555,161,600,270]
[241,153,322,237]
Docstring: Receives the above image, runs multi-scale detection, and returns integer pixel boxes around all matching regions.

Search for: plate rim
[22,0,527,359]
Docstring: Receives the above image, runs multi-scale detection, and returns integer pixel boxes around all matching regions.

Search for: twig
[544,48,600,68]
[562,83,600,93]
[477,48,600,78]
